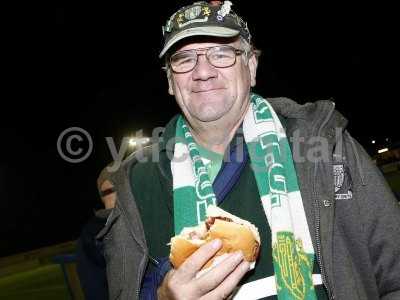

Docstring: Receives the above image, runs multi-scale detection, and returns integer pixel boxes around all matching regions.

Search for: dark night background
[1,2,398,257]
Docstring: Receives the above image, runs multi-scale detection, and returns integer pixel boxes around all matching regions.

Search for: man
[97,1,400,299]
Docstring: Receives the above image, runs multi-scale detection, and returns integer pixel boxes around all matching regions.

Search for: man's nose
[191,55,218,80]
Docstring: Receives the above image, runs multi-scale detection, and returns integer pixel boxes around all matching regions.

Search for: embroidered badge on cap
[177,4,210,28]
[185,5,202,20]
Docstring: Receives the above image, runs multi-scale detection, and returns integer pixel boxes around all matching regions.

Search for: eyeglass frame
[167,45,248,74]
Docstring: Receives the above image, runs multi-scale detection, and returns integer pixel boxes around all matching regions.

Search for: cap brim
[159,26,240,58]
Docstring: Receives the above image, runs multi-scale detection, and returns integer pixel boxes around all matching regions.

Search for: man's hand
[157,239,250,299]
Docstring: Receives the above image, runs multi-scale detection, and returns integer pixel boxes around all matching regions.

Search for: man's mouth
[192,88,224,93]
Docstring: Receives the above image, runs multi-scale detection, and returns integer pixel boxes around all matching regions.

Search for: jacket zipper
[313,102,336,300]
[136,255,161,298]
[313,185,334,299]
[136,255,148,299]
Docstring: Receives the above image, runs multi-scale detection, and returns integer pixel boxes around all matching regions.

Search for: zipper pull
[323,199,332,207]
[148,255,160,265]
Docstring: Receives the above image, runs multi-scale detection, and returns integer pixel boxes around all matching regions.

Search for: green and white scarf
[171,93,317,300]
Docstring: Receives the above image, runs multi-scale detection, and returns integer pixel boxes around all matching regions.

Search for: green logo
[273,232,315,300]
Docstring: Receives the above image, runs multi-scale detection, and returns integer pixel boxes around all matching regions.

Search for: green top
[197,143,224,183]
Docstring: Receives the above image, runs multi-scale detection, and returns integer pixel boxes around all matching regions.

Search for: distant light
[129,138,137,147]
[371,140,376,144]
[378,148,389,154]
[129,137,150,147]
[385,138,389,142]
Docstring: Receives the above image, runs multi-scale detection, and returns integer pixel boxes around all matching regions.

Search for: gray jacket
[97,98,400,300]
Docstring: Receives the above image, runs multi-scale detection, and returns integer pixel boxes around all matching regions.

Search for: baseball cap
[159,1,251,58]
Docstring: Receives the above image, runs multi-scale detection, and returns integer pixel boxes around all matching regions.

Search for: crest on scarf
[273,232,315,299]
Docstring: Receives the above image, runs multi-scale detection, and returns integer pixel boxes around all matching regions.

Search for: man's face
[167,38,258,125]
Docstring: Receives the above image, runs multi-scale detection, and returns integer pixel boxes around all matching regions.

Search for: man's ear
[248,54,258,87]
[167,69,175,95]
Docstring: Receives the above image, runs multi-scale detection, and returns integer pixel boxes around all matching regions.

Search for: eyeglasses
[169,45,246,73]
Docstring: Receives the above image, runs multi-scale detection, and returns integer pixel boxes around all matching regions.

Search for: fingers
[195,251,245,293]
[164,241,250,300]
[204,260,250,300]
[176,239,223,281]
